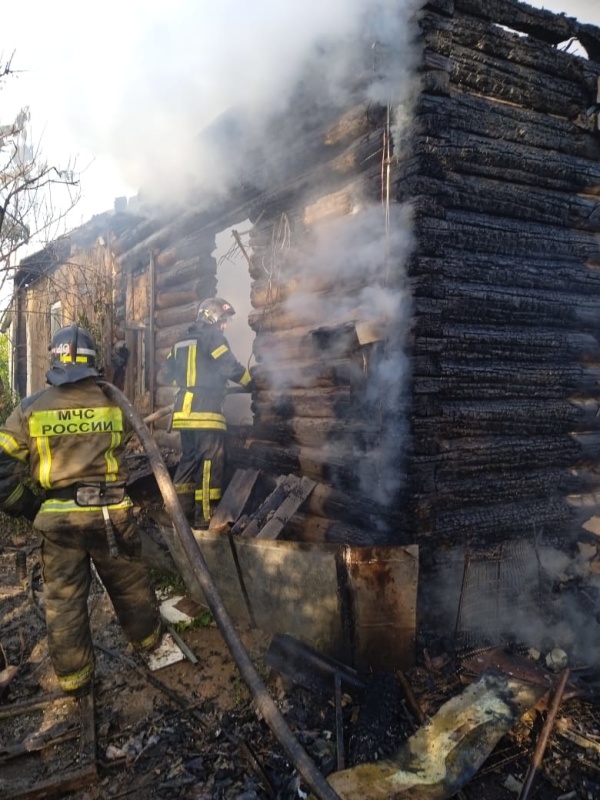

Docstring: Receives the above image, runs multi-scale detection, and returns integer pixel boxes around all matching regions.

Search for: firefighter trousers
[172,428,225,526]
[39,517,160,694]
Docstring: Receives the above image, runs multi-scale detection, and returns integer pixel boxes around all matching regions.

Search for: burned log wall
[407,0,600,544]
[106,0,600,550]
[241,105,413,543]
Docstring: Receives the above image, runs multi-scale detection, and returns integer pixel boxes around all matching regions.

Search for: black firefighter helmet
[196,297,235,326]
[46,324,100,386]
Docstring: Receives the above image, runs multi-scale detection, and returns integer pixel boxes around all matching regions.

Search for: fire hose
[99,382,341,800]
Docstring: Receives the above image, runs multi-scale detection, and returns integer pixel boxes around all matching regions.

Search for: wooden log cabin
[11,0,600,557]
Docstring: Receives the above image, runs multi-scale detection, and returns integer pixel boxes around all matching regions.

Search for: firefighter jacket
[164,322,251,431]
[0,378,133,532]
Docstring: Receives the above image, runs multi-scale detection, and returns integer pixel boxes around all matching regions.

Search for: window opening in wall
[50,300,62,338]
[213,221,255,426]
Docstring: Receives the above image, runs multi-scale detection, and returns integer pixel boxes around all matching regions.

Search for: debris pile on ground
[2,513,600,799]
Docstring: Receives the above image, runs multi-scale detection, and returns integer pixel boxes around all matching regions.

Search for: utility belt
[45,482,126,558]
[46,482,126,506]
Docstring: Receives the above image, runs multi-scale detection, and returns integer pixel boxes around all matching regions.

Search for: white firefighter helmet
[196,297,236,326]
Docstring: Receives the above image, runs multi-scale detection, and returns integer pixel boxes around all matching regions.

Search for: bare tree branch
[1,67,82,291]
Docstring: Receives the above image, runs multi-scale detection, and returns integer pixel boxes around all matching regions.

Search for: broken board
[0,692,96,799]
[208,467,261,532]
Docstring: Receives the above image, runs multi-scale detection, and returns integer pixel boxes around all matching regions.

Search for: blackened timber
[418,132,600,193]
[415,215,600,262]
[285,513,389,546]
[247,439,356,493]
[454,0,600,53]
[243,440,396,527]
[412,327,600,363]
[451,14,588,86]
[449,46,588,118]
[412,436,582,470]
[415,468,581,510]
[412,400,589,437]
[416,93,600,160]
[399,173,600,230]
[413,255,600,294]
[412,359,597,391]
[414,380,575,401]
[414,281,600,330]
[432,497,573,541]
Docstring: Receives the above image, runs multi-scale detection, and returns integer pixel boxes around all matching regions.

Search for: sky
[2,0,599,235]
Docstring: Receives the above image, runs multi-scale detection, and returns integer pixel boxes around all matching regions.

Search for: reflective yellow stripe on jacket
[38,498,134,515]
[186,344,197,385]
[172,392,227,430]
[238,368,251,387]
[0,431,28,462]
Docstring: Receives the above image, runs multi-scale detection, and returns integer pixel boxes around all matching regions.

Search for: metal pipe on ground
[100,381,341,800]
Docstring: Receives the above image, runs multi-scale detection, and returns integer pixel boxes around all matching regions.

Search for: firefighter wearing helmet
[163,297,252,528]
[0,324,160,696]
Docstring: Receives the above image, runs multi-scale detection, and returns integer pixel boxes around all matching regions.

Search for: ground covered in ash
[1,513,600,799]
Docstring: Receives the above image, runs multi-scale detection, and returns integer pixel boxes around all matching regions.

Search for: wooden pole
[517,668,571,800]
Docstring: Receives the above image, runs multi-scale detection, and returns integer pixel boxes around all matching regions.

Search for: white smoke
[71,0,422,209]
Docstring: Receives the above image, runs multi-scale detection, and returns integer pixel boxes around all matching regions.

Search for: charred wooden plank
[430,496,573,541]
[413,357,599,390]
[412,400,589,437]
[255,477,317,540]
[235,476,294,538]
[413,255,600,294]
[399,173,600,230]
[209,468,262,532]
[449,44,588,118]
[454,0,600,53]
[451,14,587,85]
[414,468,583,510]
[412,326,600,362]
[417,131,600,193]
[411,435,583,470]
[414,215,600,262]
[414,278,600,329]
[284,512,378,545]
[416,92,600,159]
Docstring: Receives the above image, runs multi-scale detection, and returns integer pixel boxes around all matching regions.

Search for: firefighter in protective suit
[164,297,252,528]
[0,325,161,696]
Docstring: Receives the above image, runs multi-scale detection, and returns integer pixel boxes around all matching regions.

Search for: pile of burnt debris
[3,615,600,800]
